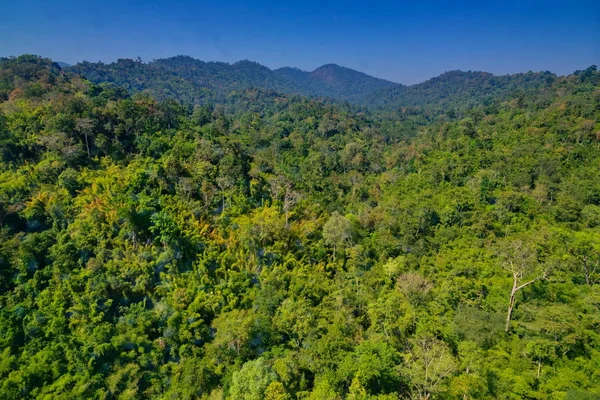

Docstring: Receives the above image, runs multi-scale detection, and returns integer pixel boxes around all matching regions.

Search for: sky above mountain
[1,0,598,84]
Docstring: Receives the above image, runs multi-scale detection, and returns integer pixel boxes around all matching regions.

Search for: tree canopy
[0,54,599,399]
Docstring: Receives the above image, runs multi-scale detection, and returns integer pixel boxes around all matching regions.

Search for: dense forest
[1,55,600,399]
[68,56,399,105]
[67,56,556,112]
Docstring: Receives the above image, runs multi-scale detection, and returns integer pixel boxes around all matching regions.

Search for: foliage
[0,55,599,399]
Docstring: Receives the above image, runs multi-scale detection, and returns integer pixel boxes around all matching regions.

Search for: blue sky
[0,0,598,84]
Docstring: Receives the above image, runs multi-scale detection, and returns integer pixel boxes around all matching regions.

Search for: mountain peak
[232,59,272,71]
[233,59,262,66]
[313,63,343,71]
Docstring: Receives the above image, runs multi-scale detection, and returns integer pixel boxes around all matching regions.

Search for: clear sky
[1,0,598,84]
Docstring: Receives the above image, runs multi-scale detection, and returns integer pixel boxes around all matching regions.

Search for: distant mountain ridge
[67,55,559,109]
[367,69,558,111]
[69,56,399,105]
[274,63,397,103]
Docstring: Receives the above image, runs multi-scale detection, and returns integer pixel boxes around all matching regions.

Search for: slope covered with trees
[274,63,397,103]
[1,55,599,399]
[367,70,557,112]
[68,55,558,111]
[69,56,396,105]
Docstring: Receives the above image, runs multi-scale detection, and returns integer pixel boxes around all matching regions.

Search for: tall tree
[498,239,548,332]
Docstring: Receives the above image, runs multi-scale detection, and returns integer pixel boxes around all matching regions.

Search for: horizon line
[2,53,592,87]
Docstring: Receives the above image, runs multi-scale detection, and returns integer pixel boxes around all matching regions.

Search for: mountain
[69,56,563,111]
[151,56,299,96]
[69,56,299,104]
[69,56,399,104]
[366,69,558,111]
[274,63,398,102]
[55,61,71,68]
[0,54,66,101]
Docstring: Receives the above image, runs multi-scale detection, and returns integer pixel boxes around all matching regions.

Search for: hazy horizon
[1,0,598,84]
[3,53,594,87]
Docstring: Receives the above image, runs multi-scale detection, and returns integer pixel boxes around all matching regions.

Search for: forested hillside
[1,55,600,399]
[366,70,557,113]
[69,56,396,105]
[67,55,558,111]
[274,64,397,103]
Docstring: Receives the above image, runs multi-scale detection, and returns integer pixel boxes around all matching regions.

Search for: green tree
[229,358,278,400]
[402,336,457,399]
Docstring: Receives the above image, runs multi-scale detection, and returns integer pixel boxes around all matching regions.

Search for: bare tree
[282,185,301,228]
[76,118,94,159]
[499,239,548,332]
[268,176,302,227]
[322,211,352,261]
[396,272,433,306]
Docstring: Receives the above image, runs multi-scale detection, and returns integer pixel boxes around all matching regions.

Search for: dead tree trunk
[505,269,545,332]
[84,132,91,159]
